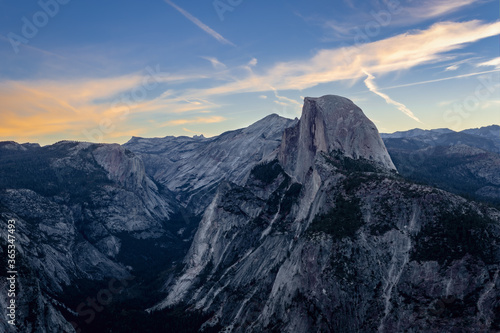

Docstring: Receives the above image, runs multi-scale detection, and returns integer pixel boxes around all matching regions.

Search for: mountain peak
[380,128,454,139]
[304,94,355,109]
[247,112,290,126]
[461,124,500,141]
[242,112,297,136]
[279,94,396,182]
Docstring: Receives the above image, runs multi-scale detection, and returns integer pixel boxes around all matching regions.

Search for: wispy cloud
[200,56,227,69]
[182,127,203,135]
[478,57,500,69]
[0,34,68,59]
[407,0,480,20]
[0,71,218,143]
[181,20,500,97]
[2,20,499,144]
[160,115,226,127]
[271,87,302,107]
[363,71,422,123]
[312,0,482,41]
[379,69,500,90]
[342,0,356,9]
[164,0,235,46]
[441,57,479,71]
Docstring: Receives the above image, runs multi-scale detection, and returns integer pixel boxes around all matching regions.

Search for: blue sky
[0,0,499,145]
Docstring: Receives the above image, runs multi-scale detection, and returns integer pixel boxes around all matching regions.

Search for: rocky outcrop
[1,96,499,332]
[383,128,500,204]
[0,115,297,332]
[0,141,178,332]
[462,125,500,151]
[124,114,297,214]
[382,125,500,154]
[279,95,395,182]
[158,96,500,332]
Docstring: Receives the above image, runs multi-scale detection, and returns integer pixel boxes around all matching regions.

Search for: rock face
[279,95,395,182]
[462,125,500,150]
[158,96,500,332]
[380,128,454,139]
[0,142,177,332]
[382,127,500,204]
[124,114,297,214]
[1,96,499,333]
[382,125,500,154]
[0,115,297,332]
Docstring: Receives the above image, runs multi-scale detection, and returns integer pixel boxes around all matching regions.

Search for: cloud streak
[379,69,500,90]
[181,20,500,98]
[160,115,226,127]
[200,56,227,69]
[478,57,500,69]
[316,0,481,41]
[0,70,220,144]
[407,0,479,20]
[363,71,422,123]
[2,20,499,144]
[164,0,235,46]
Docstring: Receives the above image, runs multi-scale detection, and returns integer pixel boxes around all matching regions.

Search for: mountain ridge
[381,125,500,205]
[1,96,499,332]
[152,96,500,332]
[278,95,396,183]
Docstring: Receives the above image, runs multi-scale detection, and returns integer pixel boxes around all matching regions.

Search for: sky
[0,0,499,145]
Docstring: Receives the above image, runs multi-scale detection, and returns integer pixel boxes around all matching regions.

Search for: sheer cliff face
[1,95,500,332]
[0,116,297,333]
[0,142,173,332]
[279,95,395,182]
[159,96,500,332]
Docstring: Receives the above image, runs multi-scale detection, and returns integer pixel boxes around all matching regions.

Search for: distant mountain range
[381,125,500,205]
[1,97,499,332]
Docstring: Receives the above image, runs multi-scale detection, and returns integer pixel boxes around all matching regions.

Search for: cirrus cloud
[1,20,499,144]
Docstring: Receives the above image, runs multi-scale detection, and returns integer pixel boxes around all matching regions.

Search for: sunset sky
[0,0,499,145]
